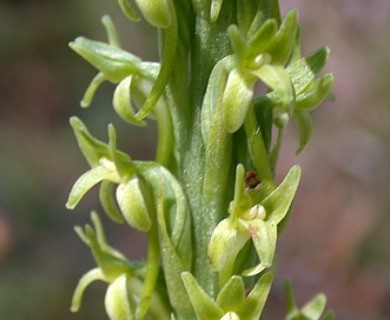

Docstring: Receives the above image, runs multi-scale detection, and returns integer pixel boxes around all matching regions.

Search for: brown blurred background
[0,0,389,319]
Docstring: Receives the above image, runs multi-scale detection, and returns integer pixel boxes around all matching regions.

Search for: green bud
[117,0,140,22]
[221,312,240,320]
[99,181,125,223]
[208,218,249,272]
[274,112,290,128]
[134,0,172,28]
[105,274,134,320]
[222,69,255,133]
[242,204,266,221]
[210,0,223,23]
[116,176,152,232]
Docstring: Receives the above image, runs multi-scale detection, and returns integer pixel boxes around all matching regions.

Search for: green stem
[135,222,160,320]
[155,100,173,167]
[134,8,178,121]
[270,127,284,172]
[186,0,236,298]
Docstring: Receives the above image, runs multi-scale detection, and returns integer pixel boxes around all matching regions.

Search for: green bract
[68,1,334,319]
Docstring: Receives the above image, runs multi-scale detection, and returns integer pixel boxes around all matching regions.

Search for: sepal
[181,272,225,320]
[287,47,330,93]
[295,110,313,154]
[66,165,120,210]
[216,276,245,311]
[71,268,105,312]
[69,37,142,83]
[295,74,334,110]
[284,280,332,320]
[236,272,273,320]
[267,10,298,65]
[263,165,301,224]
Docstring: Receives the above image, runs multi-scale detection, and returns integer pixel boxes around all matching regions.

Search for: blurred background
[0,0,389,319]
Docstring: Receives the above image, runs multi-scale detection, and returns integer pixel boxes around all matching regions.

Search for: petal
[71,268,105,312]
[240,219,277,275]
[301,294,327,320]
[295,110,313,154]
[251,64,293,108]
[99,180,125,223]
[113,76,146,126]
[287,47,330,94]
[295,73,334,110]
[262,165,301,224]
[216,276,245,311]
[236,272,273,320]
[80,72,107,108]
[69,116,110,167]
[266,10,298,65]
[66,166,118,210]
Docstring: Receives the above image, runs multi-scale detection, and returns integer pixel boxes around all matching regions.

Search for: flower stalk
[67,0,334,319]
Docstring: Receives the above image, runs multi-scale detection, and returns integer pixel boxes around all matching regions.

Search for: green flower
[70,212,142,318]
[69,16,162,125]
[208,164,301,280]
[181,272,273,320]
[222,10,298,133]
[66,117,152,232]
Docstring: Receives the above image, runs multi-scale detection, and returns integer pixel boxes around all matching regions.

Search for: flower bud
[221,312,240,320]
[116,176,151,232]
[208,218,249,271]
[134,0,172,28]
[105,275,134,320]
[222,69,255,133]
